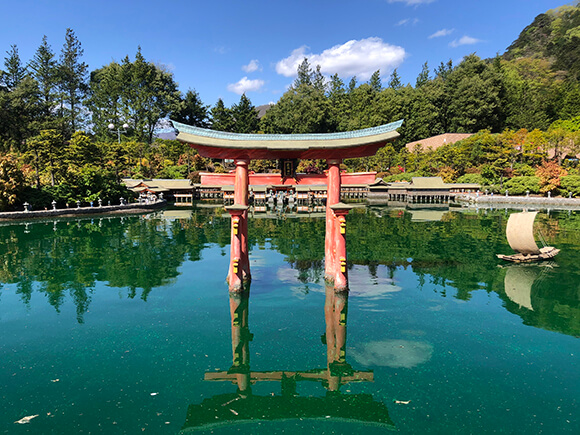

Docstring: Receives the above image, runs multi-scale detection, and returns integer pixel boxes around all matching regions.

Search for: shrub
[157,165,187,179]
[456,173,486,185]
[383,172,418,182]
[0,155,25,211]
[513,163,535,177]
[436,166,457,183]
[504,176,541,195]
[561,175,580,197]
[536,161,568,195]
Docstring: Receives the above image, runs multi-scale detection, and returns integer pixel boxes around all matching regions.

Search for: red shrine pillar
[325,282,349,391]
[229,292,251,395]
[226,205,247,292]
[234,158,251,282]
[325,159,342,282]
[330,203,352,292]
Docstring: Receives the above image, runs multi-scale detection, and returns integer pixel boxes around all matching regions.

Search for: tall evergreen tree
[58,28,88,135]
[87,61,125,140]
[3,45,27,90]
[173,89,210,128]
[434,59,453,81]
[118,47,180,143]
[312,65,326,92]
[416,62,430,88]
[369,70,382,92]
[29,36,58,125]
[210,98,235,131]
[232,93,259,133]
[294,58,313,88]
[348,76,358,93]
[388,69,402,90]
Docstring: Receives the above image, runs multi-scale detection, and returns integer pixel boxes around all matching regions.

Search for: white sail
[506,211,540,255]
[504,266,536,310]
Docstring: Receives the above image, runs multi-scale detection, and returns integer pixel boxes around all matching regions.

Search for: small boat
[496,211,559,262]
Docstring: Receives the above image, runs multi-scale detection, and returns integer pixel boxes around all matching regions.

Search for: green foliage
[156,165,187,179]
[260,83,333,134]
[210,98,235,131]
[173,89,210,128]
[457,173,486,185]
[504,176,541,195]
[3,45,27,89]
[28,35,58,125]
[513,163,536,176]
[0,154,25,210]
[561,175,580,196]
[58,28,88,135]
[231,94,259,133]
[382,172,418,182]
[88,47,180,143]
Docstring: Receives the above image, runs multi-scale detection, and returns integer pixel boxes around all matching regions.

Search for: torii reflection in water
[181,284,394,430]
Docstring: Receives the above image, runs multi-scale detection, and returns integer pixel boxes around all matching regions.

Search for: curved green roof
[171,120,403,142]
[171,120,404,160]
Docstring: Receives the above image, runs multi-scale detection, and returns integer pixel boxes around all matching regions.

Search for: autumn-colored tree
[536,160,568,194]
[0,154,25,210]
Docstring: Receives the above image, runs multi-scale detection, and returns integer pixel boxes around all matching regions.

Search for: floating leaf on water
[15,415,39,424]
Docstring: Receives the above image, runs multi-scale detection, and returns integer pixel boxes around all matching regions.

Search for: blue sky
[0,0,574,108]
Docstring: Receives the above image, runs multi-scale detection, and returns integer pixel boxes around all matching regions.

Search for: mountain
[504,2,580,81]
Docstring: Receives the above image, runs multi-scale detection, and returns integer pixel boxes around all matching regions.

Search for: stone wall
[0,200,166,221]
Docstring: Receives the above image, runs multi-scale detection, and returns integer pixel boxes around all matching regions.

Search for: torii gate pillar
[325,159,342,282]
[226,158,251,292]
[330,203,352,292]
[234,159,251,282]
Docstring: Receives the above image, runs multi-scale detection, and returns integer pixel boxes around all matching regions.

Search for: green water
[0,206,578,434]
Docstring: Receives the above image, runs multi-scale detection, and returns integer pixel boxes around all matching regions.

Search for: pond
[0,205,578,434]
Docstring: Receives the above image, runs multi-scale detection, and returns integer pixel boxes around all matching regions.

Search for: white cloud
[450,35,482,47]
[429,28,454,39]
[387,0,435,5]
[397,17,419,26]
[275,37,406,81]
[227,77,265,95]
[242,59,261,73]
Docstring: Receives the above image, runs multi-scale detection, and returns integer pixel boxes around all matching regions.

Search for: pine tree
[313,65,326,92]
[388,69,402,90]
[3,45,27,90]
[369,70,382,92]
[294,58,313,88]
[434,59,453,81]
[29,36,58,125]
[416,62,430,88]
[174,89,210,128]
[232,94,259,133]
[210,98,235,131]
[58,28,88,135]
[348,76,358,93]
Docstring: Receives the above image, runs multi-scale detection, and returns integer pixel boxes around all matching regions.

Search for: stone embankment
[0,200,167,221]
[454,193,580,210]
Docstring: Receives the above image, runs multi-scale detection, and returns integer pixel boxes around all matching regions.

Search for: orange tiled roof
[406,133,473,152]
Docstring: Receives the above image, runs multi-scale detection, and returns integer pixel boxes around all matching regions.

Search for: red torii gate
[172,120,403,292]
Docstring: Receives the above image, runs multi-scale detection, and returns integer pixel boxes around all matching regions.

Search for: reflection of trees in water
[2,208,578,331]
[260,208,580,337]
[0,213,230,322]
[498,264,580,337]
